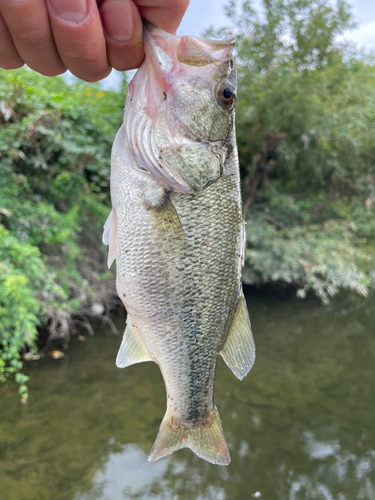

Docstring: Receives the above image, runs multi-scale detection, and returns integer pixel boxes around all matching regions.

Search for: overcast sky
[101,0,375,89]
[179,0,375,46]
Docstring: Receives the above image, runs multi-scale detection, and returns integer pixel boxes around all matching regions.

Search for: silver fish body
[103,24,255,465]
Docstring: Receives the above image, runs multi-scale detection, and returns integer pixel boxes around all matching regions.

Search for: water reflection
[74,445,168,500]
[0,291,374,500]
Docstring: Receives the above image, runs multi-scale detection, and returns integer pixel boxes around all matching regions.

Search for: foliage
[2,0,375,397]
[0,69,124,397]
[0,225,62,399]
[207,0,375,299]
[244,213,370,304]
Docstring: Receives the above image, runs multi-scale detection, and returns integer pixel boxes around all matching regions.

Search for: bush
[0,69,125,397]
[208,0,375,298]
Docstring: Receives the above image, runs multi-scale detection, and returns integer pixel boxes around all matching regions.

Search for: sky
[100,0,375,89]
[178,0,375,47]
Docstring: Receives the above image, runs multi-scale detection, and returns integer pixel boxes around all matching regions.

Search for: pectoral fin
[219,293,255,381]
[116,319,152,368]
[102,208,117,269]
[145,191,186,252]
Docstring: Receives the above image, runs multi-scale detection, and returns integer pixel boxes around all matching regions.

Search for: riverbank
[2,29,375,396]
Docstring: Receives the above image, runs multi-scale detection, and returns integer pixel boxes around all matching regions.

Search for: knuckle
[81,50,103,67]
[19,30,51,48]
[17,27,50,48]
[63,41,109,81]
[67,43,102,66]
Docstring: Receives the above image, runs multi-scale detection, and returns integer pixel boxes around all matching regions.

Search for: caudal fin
[148,406,230,465]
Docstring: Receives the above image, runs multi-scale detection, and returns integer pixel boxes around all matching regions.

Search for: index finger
[100,0,189,73]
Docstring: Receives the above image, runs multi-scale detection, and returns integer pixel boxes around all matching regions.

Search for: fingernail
[101,1,134,42]
[49,0,88,23]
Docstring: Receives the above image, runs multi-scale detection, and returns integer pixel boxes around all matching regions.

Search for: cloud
[178,0,229,36]
[347,20,375,50]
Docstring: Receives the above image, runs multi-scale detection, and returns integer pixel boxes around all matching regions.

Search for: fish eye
[216,82,236,109]
[223,88,232,99]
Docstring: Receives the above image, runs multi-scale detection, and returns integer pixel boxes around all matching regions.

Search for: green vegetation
[0,70,125,397]
[1,0,375,395]
[209,0,375,302]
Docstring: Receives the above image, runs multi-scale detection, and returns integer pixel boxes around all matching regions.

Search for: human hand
[0,0,189,82]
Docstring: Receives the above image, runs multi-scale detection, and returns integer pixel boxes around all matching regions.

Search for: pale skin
[0,0,190,82]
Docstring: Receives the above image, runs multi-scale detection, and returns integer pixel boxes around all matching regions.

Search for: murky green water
[1,290,375,500]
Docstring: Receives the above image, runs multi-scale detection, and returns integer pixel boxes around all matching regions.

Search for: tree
[209,0,375,302]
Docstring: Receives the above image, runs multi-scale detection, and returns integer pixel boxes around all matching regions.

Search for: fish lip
[143,22,236,65]
[143,20,236,45]
[213,35,236,47]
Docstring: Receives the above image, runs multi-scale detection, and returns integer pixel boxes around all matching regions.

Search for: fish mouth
[143,22,235,69]
[176,35,235,67]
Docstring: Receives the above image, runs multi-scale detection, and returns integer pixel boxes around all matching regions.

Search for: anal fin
[116,318,152,368]
[220,292,255,381]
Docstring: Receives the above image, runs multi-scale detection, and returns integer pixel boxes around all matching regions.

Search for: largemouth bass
[103,24,255,466]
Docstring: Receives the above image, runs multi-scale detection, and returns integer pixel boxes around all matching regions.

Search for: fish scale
[103,24,256,465]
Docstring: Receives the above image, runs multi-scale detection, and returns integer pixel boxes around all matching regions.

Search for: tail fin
[148,406,230,465]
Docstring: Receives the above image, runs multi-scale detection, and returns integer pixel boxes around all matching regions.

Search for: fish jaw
[124,24,237,194]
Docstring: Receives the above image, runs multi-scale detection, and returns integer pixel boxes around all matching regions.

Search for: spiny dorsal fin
[116,319,152,368]
[102,208,117,269]
[148,406,230,465]
[219,293,255,381]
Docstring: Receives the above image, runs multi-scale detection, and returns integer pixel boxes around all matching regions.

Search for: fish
[103,23,255,466]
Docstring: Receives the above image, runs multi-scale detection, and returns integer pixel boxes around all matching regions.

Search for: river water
[0,289,374,500]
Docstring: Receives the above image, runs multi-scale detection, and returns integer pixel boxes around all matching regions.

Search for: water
[0,290,375,500]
